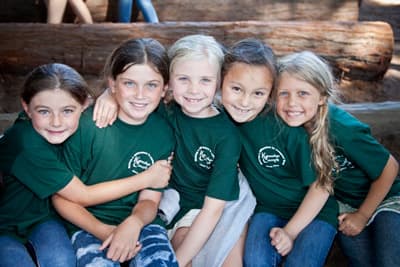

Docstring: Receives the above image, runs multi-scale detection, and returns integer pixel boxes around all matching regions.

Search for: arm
[52,194,115,241]
[100,189,161,262]
[56,158,172,207]
[175,196,226,267]
[270,181,330,256]
[338,155,399,236]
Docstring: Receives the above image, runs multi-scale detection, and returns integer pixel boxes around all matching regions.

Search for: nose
[51,113,62,127]
[134,86,145,98]
[187,82,199,94]
[288,94,297,106]
[240,94,250,107]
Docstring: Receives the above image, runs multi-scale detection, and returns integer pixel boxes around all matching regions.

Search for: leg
[372,211,400,267]
[72,230,119,267]
[68,0,93,23]
[0,236,36,267]
[244,212,285,267]
[130,224,178,267]
[338,226,373,267]
[118,0,133,22]
[222,223,247,267]
[29,219,76,267]
[171,226,190,251]
[284,219,336,267]
[136,0,159,23]
[45,0,68,23]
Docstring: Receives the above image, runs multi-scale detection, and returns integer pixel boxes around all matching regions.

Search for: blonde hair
[277,51,340,192]
[168,34,225,86]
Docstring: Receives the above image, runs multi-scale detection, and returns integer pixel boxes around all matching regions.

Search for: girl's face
[221,62,273,123]
[22,89,86,144]
[276,72,325,130]
[169,58,219,118]
[109,63,166,125]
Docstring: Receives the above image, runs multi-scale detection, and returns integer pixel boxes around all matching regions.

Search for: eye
[277,90,288,97]
[254,90,266,97]
[123,80,135,88]
[177,76,188,82]
[147,82,159,90]
[37,109,50,115]
[231,86,241,93]
[63,108,76,115]
[200,77,212,83]
[298,90,310,97]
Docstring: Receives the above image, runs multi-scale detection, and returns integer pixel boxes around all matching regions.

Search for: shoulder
[328,104,372,140]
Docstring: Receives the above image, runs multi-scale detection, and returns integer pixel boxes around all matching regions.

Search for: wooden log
[360,0,400,39]
[0,21,393,81]
[0,0,358,23]
[150,0,359,22]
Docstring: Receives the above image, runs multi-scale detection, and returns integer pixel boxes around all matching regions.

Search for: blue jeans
[0,219,76,267]
[73,224,178,267]
[118,0,159,23]
[338,211,400,267]
[244,212,336,267]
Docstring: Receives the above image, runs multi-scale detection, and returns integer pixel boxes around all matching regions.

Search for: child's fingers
[99,234,113,250]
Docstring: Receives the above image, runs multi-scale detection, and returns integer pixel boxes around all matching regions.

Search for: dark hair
[222,38,277,85]
[104,38,169,84]
[21,63,90,105]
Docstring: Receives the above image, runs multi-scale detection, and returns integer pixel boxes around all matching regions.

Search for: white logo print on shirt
[194,146,215,170]
[258,146,286,168]
[128,152,154,174]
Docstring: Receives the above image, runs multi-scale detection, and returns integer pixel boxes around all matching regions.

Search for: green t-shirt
[63,107,175,233]
[237,110,338,227]
[159,103,241,225]
[0,112,73,242]
[329,104,400,208]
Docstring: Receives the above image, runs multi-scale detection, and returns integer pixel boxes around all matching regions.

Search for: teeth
[130,102,147,107]
[287,111,301,116]
[185,97,201,103]
[234,106,250,113]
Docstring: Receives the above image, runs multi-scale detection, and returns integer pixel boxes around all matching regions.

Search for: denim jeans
[118,0,159,23]
[0,219,76,267]
[73,224,178,267]
[338,211,400,267]
[244,212,336,267]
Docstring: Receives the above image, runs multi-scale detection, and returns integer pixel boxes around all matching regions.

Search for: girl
[221,39,338,267]
[275,51,400,267]
[163,34,255,267]
[0,63,171,266]
[52,38,178,267]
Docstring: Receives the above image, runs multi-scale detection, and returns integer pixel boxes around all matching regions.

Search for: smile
[233,105,251,113]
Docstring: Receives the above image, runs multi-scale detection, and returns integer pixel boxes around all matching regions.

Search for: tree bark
[0,21,393,81]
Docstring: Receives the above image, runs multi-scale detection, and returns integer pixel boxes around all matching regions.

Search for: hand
[270,227,294,256]
[338,211,368,236]
[93,88,118,128]
[97,224,117,241]
[145,156,173,189]
[99,216,142,262]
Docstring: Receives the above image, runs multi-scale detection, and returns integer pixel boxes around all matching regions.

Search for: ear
[319,95,328,106]
[161,84,168,98]
[82,98,91,111]
[108,77,116,94]
[21,98,32,118]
